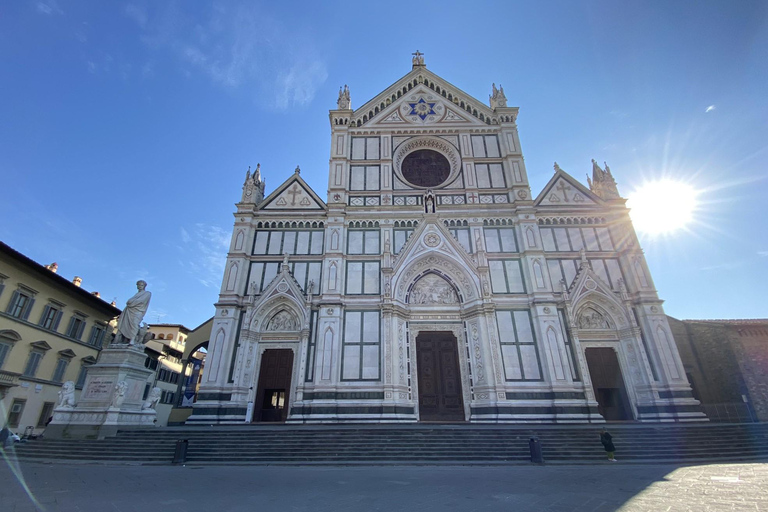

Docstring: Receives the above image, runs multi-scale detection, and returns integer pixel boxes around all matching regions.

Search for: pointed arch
[234,230,245,251]
[321,327,334,380]
[392,252,480,304]
[226,262,239,291]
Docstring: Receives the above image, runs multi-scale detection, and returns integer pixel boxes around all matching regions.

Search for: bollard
[529,436,544,463]
[173,439,189,464]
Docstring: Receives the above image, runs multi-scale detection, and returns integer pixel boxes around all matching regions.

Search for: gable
[363,86,489,129]
[260,173,326,211]
[535,169,602,207]
[353,67,499,128]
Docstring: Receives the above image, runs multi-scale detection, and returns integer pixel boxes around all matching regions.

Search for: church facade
[190,55,703,424]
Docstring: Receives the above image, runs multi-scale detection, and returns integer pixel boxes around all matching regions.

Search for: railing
[0,370,21,386]
[701,402,756,423]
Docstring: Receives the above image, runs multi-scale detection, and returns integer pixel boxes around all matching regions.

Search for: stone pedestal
[47,345,157,439]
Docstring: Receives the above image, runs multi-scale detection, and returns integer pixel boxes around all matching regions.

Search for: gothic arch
[249,294,307,333]
[406,271,461,305]
[392,252,480,304]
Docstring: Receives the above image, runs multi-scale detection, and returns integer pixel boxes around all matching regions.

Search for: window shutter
[0,284,5,298]
[21,297,35,320]
[5,291,19,314]
[76,320,86,339]
[66,317,76,337]
[53,310,63,331]
[97,329,105,347]
[39,305,51,326]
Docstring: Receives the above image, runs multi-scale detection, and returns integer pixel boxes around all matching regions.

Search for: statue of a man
[114,280,152,345]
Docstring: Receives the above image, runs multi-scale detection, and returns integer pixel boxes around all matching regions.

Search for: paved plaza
[1,458,766,511]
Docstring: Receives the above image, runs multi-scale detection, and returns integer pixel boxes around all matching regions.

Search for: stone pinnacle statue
[114,280,152,345]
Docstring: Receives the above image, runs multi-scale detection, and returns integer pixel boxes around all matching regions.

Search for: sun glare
[627,180,698,235]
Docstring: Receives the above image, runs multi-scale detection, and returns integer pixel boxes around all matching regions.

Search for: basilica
[189,54,703,424]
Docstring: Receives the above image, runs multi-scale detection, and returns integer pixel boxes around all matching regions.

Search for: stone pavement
[1,458,766,511]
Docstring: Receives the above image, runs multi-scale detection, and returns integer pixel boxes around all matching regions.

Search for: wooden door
[585,347,633,421]
[254,349,294,423]
[416,332,465,422]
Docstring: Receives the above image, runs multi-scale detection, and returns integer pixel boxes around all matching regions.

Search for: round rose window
[401,149,451,188]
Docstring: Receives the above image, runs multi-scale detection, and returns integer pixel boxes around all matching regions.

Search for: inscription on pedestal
[83,377,115,400]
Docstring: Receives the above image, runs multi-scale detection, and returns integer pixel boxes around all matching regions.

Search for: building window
[474,163,506,188]
[540,227,614,252]
[484,227,518,253]
[471,135,501,158]
[65,315,87,340]
[547,258,624,291]
[393,229,414,254]
[8,399,26,428]
[448,228,473,253]
[75,365,89,388]
[52,358,69,383]
[351,136,380,160]
[23,351,44,377]
[0,341,12,369]
[248,261,322,295]
[36,402,55,428]
[252,230,324,256]
[88,325,106,347]
[347,230,380,255]
[341,311,380,381]
[495,310,542,381]
[489,259,526,293]
[38,304,63,331]
[349,166,380,191]
[6,290,35,320]
[345,262,380,295]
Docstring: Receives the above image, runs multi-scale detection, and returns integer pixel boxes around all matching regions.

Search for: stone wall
[669,316,768,422]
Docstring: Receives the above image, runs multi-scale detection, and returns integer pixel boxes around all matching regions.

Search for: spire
[554,162,563,173]
[337,84,350,109]
[411,50,425,68]
[588,159,622,200]
[241,163,265,204]
[490,82,507,109]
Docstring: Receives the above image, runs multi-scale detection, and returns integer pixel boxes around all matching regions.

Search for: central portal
[416,331,465,422]
[254,349,294,423]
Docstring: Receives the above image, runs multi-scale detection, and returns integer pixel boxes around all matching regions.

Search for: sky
[1,0,766,327]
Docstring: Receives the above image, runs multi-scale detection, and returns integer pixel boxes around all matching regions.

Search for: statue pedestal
[47,344,157,439]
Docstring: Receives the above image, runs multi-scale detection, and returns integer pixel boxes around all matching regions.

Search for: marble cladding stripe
[302,392,385,400]
[290,406,415,415]
[504,392,586,400]
[471,405,599,415]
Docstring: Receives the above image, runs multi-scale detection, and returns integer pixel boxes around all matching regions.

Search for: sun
[627,180,699,235]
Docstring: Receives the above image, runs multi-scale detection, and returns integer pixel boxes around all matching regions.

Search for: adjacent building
[0,241,120,434]
[190,55,702,425]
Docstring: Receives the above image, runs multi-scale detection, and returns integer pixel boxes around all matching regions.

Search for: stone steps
[10,423,768,465]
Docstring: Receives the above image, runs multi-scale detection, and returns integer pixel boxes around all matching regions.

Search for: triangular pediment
[260,171,326,211]
[363,86,490,129]
[352,67,501,128]
[58,349,77,358]
[535,168,603,207]
[30,340,52,351]
[247,262,310,333]
[392,218,479,276]
[564,259,632,330]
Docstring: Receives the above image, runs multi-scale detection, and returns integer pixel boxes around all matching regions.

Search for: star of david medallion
[408,98,436,120]
[424,233,441,247]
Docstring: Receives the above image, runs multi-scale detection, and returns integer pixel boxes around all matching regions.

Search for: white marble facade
[190,56,703,425]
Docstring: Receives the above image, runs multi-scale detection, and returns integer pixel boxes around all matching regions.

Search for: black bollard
[173,439,189,464]
[529,436,544,463]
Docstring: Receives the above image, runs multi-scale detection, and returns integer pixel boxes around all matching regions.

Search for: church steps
[11,424,768,464]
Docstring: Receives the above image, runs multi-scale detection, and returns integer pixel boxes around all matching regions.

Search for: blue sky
[1,0,766,327]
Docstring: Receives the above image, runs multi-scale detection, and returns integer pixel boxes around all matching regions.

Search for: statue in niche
[577,307,611,329]
[409,274,458,305]
[267,310,298,331]
[142,387,162,411]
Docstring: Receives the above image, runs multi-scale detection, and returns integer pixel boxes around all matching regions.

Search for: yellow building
[0,241,120,436]
[143,324,190,426]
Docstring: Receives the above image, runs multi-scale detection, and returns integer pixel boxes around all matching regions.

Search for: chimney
[73,276,82,287]
[45,262,59,273]
[91,291,101,298]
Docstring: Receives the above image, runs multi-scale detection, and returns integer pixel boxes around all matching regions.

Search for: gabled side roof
[259,168,327,212]
[534,167,604,207]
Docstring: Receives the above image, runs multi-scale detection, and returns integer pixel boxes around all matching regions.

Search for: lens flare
[627,180,699,235]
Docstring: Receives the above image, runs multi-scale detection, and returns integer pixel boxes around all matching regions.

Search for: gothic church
[190,54,703,424]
